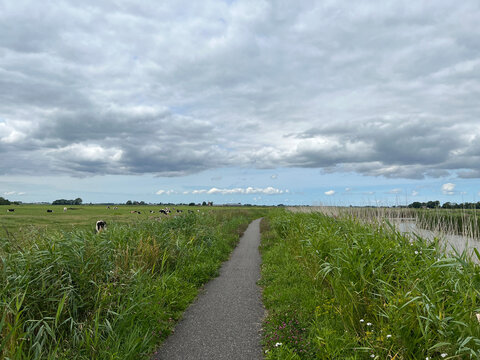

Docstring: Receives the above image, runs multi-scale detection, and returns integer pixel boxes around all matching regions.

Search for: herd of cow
[6,207,186,214]
[6,206,195,234]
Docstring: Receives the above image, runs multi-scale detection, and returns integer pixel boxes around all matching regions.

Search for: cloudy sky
[1,0,480,205]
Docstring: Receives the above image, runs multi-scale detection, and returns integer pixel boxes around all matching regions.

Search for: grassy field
[260,209,480,359]
[0,204,214,236]
[0,205,266,359]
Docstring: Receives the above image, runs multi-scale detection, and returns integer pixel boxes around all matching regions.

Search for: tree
[408,202,422,209]
[426,200,440,209]
[74,198,83,205]
[202,201,207,206]
[0,197,11,205]
[126,200,132,205]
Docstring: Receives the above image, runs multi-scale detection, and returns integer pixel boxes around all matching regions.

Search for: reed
[290,206,480,240]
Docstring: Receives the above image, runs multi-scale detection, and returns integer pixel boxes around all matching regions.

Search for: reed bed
[0,209,263,359]
[289,206,480,240]
[260,210,480,359]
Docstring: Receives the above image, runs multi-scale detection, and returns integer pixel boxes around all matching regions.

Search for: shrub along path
[151,218,264,360]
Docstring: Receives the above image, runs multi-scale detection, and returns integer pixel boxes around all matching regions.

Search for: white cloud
[325,190,335,196]
[411,190,419,196]
[442,182,456,195]
[3,191,25,196]
[387,188,402,194]
[156,189,175,195]
[190,186,285,195]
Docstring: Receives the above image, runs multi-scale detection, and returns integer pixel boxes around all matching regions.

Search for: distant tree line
[125,200,146,205]
[408,200,480,209]
[0,197,11,205]
[52,198,83,205]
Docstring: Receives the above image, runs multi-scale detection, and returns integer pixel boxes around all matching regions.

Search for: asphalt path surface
[151,218,264,360]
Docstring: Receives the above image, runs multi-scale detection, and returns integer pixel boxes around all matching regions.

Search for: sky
[1,0,480,206]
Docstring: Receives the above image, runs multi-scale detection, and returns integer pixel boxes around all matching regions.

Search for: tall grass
[260,210,480,359]
[415,209,480,239]
[290,206,480,239]
[0,209,263,359]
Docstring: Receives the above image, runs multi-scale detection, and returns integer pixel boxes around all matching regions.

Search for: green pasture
[0,204,215,237]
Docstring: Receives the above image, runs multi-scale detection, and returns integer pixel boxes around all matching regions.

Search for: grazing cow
[150,210,155,213]
[113,206,118,210]
[176,209,183,213]
[95,220,107,233]
[47,209,53,213]
[7,209,14,212]
[63,207,67,212]
[159,209,168,215]
[130,210,137,214]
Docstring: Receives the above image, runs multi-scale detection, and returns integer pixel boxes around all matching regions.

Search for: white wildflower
[386,334,392,338]
[414,251,419,255]
[441,353,448,358]
[367,322,372,326]
[275,342,282,347]
[360,319,364,323]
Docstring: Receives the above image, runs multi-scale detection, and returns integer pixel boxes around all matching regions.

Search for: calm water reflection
[394,221,480,263]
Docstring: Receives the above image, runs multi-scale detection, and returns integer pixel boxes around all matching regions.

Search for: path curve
[151,218,264,360]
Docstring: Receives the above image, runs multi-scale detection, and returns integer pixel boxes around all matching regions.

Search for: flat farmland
[0,204,200,236]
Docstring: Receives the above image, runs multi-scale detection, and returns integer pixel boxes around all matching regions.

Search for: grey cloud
[285,116,474,178]
[1,1,480,179]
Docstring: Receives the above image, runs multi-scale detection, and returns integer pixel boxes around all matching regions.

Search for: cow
[95,220,107,233]
[47,209,53,213]
[7,209,14,212]
[130,210,137,214]
[150,210,155,213]
[176,209,183,213]
[159,209,169,215]
[63,207,67,212]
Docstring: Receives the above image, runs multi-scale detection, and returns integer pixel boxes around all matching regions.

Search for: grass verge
[260,210,480,359]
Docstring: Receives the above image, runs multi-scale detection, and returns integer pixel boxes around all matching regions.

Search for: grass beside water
[0,208,264,359]
[260,210,480,359]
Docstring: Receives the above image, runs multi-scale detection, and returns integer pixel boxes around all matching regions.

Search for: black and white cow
[7,209,14,212]
[95,220,107,233]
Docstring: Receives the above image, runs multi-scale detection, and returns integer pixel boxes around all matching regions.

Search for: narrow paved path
[151,218,264,360]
